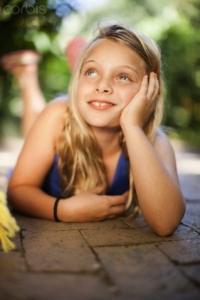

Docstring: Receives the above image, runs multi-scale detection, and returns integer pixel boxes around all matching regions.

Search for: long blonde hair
[57,23,163,211]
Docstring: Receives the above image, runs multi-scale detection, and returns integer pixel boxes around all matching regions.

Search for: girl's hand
[120,72,159,129]
[59,185,129,222]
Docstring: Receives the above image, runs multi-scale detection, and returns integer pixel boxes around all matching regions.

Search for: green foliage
[39,52,71,100]
[0,0,67,136]
[159,12,200,144]
[0,0,199,147]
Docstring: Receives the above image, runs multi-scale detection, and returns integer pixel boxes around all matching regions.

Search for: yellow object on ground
[0,191,20,252]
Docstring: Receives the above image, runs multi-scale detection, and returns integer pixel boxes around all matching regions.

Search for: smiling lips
[89,100,115,110]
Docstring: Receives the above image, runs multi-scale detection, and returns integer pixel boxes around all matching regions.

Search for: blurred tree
[0,0,72,136]
[158,0,200,146]
[0,0,199,147]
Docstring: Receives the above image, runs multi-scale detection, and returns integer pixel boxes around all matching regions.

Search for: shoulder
[28,98,68,144]
[153,127,174,153]
[36,98,68,128]
[153,127,177,170]
[44,98,68,115]
[153,126,170,144]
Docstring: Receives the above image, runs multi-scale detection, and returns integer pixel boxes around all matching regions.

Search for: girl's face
[76,38,147,130]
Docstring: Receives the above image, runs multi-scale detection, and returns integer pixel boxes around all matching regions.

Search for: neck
[91,126,121,157]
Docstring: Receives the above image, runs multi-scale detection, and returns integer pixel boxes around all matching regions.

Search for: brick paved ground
[0,138,200,300]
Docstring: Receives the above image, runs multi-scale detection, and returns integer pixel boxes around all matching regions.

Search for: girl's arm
[120,74,185,237]
[8,100,127,221]
[7,99,67,219]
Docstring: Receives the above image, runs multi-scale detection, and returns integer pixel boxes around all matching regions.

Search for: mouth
[88,100,115,110]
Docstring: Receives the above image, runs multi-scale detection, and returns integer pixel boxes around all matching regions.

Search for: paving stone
[95,244,200,299]
[0,230,22,253]
[178,174,200,200]
[181,201,200,232]
[81,225,199,247]
[179,265,200,286]
[0,251,26,273]
[158,239,200,264]
[172,139,200,200]
[14,212,128,231]
[23,230,99,272]
[121,211,148,229]
[0,272,118,300]
[10,230,23,251]
[1,138,200,300]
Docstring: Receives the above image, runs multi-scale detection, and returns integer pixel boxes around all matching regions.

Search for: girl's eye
[85,69,97,76]
[119,74,130,81]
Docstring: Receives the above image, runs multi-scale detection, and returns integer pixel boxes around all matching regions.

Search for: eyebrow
[119,65,139,74]
[83,60,139,74]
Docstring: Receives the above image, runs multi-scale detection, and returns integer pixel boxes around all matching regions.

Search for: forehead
[84,38,145,66]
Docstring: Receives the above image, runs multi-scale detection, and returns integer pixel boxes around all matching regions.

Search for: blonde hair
[57,23,164,213]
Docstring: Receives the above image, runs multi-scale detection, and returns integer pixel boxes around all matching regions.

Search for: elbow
[153,196,186,237]
[153,226,178,237]
[152,213,186,237]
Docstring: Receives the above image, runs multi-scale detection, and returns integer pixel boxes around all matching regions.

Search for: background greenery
[0,0,199,148]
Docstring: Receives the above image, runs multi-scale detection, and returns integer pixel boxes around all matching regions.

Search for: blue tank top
[42,152,129,197]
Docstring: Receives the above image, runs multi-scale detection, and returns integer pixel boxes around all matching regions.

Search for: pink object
[65,37,87,70]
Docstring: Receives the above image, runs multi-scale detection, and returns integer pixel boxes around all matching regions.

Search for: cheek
[122,85,140,105]
[77,78,91,98]
[76,79,84,97]
[76,81,86,105]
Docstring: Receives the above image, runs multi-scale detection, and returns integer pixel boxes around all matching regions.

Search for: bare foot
[1,50,41,72]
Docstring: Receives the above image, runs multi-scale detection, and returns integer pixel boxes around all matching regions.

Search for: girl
[7,23,185,236]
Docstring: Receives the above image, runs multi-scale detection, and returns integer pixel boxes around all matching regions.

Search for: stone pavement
[0,138,200,300]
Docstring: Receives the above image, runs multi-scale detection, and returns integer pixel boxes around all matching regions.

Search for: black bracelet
[54,197,61,222]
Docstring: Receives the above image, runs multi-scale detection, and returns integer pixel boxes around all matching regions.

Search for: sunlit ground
[174,146,200,175]
[0,138,24,168]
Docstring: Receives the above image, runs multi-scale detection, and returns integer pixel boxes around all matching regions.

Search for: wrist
[120,113,143,130]
[54,197,69,222]
[121,121,143,135]
[54,197,62,222]
[54,197,75,223]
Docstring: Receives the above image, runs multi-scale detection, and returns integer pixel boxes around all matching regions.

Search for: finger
[153,76,160,99]
[146,73,156,99]
[147,73,159,100]
[138,75,148,96]
[89,184,106,195]
[107,214,116,219]
[109,191,129,206]
[109,204,126,215]
[151,74,159,100]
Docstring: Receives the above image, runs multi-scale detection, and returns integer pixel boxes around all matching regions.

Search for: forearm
[7,185,56,221]
[123,126,185,236]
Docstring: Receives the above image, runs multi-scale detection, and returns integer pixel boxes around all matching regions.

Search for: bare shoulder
[153,127,181,182]
[45,98,68,114]
[153,127,175,160]
[36,98,68,128]
[27,98,68,145]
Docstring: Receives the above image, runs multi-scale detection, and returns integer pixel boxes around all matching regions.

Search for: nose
[95,78,112,94]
